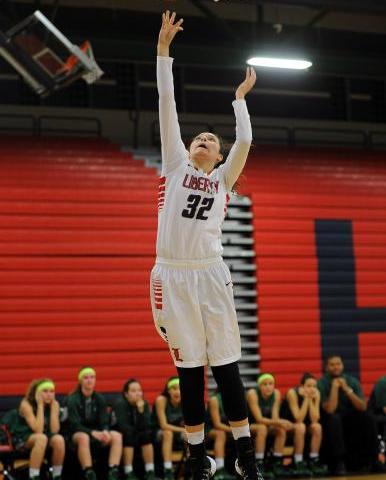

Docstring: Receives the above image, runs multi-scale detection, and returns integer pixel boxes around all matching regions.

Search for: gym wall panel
[243,147,386,397]
[0,136,173,402]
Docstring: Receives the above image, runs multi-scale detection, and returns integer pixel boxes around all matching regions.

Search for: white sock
[124,465,133,474]
[309,452,319,459]
[215,458,224,470]
[273,453,282,458]
[164,462,172,470]
[52,466,63,477]
[186,429,205,445]
[29,469,40,479]
[294,454,303,463]
[145,463,154,472]
[231,424,250,440]
[255,453,264,460]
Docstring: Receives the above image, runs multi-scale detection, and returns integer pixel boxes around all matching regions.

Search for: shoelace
[239,460,265,480]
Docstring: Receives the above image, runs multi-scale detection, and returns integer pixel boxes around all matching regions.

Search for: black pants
[123,428,152,448]
[320,409,378,471]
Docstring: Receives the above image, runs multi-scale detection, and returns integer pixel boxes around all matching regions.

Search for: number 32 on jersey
[181,194,214,220]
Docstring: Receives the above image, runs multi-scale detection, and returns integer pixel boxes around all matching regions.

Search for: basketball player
[150,11,261,480]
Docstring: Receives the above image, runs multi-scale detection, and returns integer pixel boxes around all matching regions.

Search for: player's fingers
[165,10,170,22]
[175,18,184,31]
[170,11,176,24]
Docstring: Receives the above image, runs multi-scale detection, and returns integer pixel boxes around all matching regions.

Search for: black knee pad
[177,366,206,426]
[211,362,247,422]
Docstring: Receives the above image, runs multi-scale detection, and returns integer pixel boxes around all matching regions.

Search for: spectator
[114,378,155,480]
[246,373,292,479]
[152,376,184,480]
[318,354,380,474]
[282,373,327,476]
[367,375,386,459]
[66,366,122,480]
[207,391,234,480]
[6,378,65,480]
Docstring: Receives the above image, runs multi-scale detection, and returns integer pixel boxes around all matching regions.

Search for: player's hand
[101,430,111,444]
[158,11,184,56]
[35,391,44,405]
[332,378,341,389]
[136,399,145,413]
[91,430,104,442]
[236,67,256,100]
[339,378,348,389]
[310,389,320,401]
[298,386,306,397]
[278,419,293,431]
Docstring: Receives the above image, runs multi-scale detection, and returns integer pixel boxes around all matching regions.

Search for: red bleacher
[0,136,173,401]
[242,146,386,397]
[0,138,385,402]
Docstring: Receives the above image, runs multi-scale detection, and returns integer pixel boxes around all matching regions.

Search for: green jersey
[3,404,53,446]
[317,373,364,415]
[152,396,183,429]
[113,397,151,434]
[369,375,386,415]
[66,389,109,435]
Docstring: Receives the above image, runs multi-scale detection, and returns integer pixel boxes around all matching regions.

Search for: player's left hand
[236,67,256,99]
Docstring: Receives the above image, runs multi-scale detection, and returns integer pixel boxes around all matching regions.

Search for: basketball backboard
[0,10,103,97]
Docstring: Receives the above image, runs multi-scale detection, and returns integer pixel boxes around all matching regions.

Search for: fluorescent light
[247,56,312,70]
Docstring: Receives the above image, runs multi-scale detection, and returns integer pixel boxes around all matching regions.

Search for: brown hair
[23,378,53,412]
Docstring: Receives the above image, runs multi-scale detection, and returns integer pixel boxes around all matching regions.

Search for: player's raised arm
[222,67,256,191]
[157,11,187,176]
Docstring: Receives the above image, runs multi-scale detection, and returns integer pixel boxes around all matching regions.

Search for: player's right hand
[158,11,184,54]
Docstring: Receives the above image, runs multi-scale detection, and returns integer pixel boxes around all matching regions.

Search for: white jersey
[156,56,252,261]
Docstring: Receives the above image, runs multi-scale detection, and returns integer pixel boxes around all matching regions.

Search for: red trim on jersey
[152,277,163,310]
[224,193,230,214]
[158,176,166,212]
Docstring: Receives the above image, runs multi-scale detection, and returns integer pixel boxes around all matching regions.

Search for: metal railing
[151,119,386,150]
[0,113,37,134]
[0,113,102,137]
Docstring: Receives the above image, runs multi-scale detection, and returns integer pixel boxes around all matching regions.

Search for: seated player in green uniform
[368,375,386,448]
[152,376,185,480]
[66,367,122,480]
[247,373,294,479]
[9,379,65,480]
[207,391,235,480]
[113,378,155,480]
[282,373,327,476]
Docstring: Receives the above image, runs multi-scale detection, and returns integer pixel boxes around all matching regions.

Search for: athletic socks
[231,424,250,440]
[29,469,40,480]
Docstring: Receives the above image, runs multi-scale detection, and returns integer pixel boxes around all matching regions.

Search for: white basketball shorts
[150,256,241,368]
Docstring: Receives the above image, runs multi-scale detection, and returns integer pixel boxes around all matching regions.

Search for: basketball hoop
[0,10,103,97]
